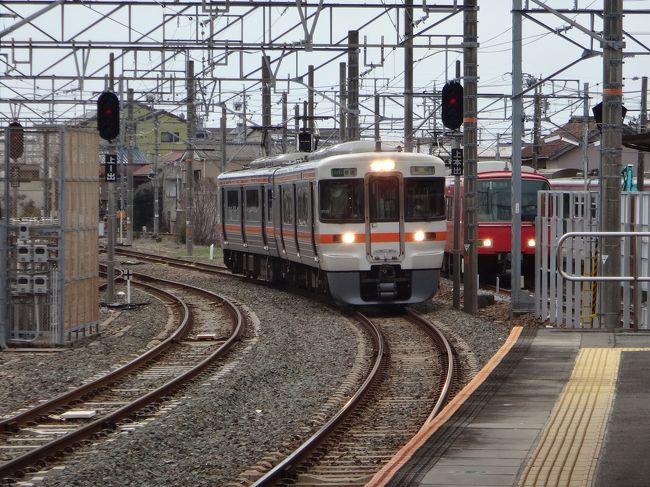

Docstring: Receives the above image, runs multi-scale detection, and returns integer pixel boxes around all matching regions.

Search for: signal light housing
[441,81,464,130]
[97,91,120,141]
[8,121,24,160]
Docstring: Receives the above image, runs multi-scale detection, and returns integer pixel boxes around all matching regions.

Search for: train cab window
[369,176,399,222]
[319,179,364,223]
[225,189,240,221]
[522,180,550,221]
[282,186,294,225]
[446,196,453,220]
[404,178,445,221]
[245,188,260,222]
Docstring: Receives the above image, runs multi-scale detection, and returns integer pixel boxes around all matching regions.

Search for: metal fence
[1,127,99,347]
[536,190,650,329]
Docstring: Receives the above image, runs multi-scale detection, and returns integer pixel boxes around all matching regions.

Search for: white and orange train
[216,141,447,305]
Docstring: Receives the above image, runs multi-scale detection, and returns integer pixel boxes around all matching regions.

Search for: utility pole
[153,106,160,235]
[404,0,413,152]
[532,87,541,170]
[582,82,590,189]
[600,0,623,330]
[638,76,647,191]
[126,88,134,245]
[308,65,315,134]
[282,92,288,153]
[106,53,116,304]
[453,60,462,310]
[294,104,300,149]
[339,62,347,143]
[262,55,272,156]
[510,0,530,313]
[220,104,227,173]
[374,94,381,150]
[185,59,195,256]
[463,0,478,315]
[347,30,359,141]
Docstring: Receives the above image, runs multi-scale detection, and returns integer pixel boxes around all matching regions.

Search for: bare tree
[191,179,219,245]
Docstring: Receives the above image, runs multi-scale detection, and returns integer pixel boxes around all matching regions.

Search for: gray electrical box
[33,275,48,294]
[19,225,30,240]
[16,275,31,293]
[33,245,48,263]
[17,244,32,263]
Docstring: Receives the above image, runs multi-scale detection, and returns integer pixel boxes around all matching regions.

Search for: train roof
[477,160,539,173]
[218,140,445,180]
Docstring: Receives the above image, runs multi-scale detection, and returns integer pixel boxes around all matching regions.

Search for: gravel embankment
[2,239,526,486]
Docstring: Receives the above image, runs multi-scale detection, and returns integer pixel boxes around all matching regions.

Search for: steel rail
[0,271,244,478]
[250,310,386,487]
[405,309,456,424]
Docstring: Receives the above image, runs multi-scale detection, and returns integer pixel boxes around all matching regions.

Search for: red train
[443,161,550,279]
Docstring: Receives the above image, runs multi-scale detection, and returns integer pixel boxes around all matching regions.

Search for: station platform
[368,327,650,487]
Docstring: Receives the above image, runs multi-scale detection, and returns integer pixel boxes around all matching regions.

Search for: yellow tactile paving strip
[518,347,650,487]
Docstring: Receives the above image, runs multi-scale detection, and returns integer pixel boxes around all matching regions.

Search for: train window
[246,188,260,222]
[522,180,550,221]
[267,188,273,222]
[226,189,240,221]
[246,189,259,209]
[282,186,294,225]
[319,179,364,223]
[296,185,309,226]
[404,178,445,221]
[446,196,453,221]
[477,178,549,222]
[369,176,399,222]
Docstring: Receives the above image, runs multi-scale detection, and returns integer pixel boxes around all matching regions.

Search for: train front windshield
[477,178,549,222]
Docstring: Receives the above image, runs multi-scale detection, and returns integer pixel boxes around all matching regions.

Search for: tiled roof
[522,116,599,161]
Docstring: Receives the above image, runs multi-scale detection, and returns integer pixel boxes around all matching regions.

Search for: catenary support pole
[185,59,195,256]
[600,0,623,330]
[638,76,647,191]
[463,0,478,315]
[126,88,134,245]
[404,0,413,152]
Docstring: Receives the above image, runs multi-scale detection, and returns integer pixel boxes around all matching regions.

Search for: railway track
[248,309,457,486]
[112,247,459,485]
[0,270,245,481]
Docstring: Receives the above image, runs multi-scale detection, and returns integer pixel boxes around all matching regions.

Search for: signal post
[98,56,120,304]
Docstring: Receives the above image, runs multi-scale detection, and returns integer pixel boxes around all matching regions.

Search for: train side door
[365,174,404,262]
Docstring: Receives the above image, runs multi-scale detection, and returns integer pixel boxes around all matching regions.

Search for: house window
[193,170,201,181]
[161,132,180,143]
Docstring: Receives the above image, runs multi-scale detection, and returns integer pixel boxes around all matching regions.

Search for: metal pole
[0,128,9,348]
[583,82,590,189]
[294,104,300,146]
[126,88,134,245]
[308,65,315,134]
[106,54,116,304]
[510,0,529,312]
[638,76,647,191]
[404,0,413,152]
[262,55,272,156]
[374,94,381,150]
[153,107,160,235]
[532,88,541,170]
[282,92,288,153]
[220,105,227,173]
[185,59,194,256]
[463,0,478,315]
[453,137,461,310]
[347,30,359,141]
[339,62,347,143]
[600,0,623,330]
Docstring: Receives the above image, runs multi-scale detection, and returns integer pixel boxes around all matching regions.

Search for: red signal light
[448,97,457,106]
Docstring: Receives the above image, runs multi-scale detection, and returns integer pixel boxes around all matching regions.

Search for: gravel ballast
[2,240,525,486]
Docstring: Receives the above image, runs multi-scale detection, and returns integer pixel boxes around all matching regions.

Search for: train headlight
[342,232,356,244]
[482,238,493,248]
[414,230,425,242]
[370,159,395,172]
[527,238,536,248]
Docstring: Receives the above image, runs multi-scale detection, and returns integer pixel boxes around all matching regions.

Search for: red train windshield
[477,178,549,222]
